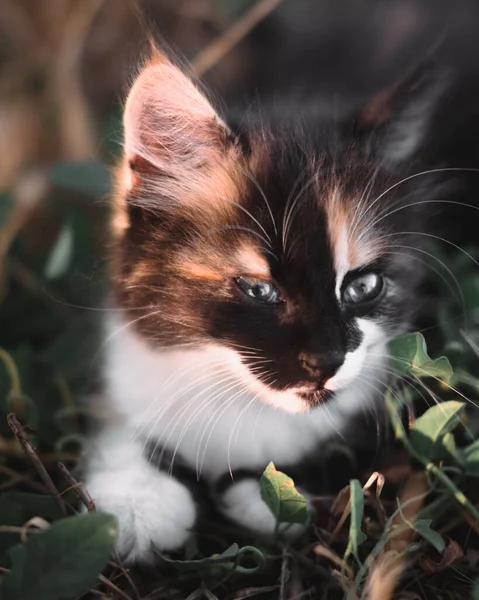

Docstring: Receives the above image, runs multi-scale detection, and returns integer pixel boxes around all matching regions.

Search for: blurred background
[2,0,479,458]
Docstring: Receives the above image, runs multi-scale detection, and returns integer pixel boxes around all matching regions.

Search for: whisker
[375,231,479,270]
[353,167,479,239]
[358,198,479,242]
[381,247,466,322]
[282,172,319,254]
[212,225,273,251]
[214,195,272,245]
[235,165,278,238]
[166,375,243,475]
[196,385,249,479]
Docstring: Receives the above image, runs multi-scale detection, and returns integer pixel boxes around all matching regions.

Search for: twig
[279,546,291,600]
[192,0,285,76]
[52,0,106,158]
[231,586,279,599]
[98,574,135,600]
[7,414,68,516]
[109,557,141,600]
[58,462,96,512]
[0,465,48,493]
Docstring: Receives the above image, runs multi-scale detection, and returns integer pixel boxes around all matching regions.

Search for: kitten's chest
[103,323,345,479]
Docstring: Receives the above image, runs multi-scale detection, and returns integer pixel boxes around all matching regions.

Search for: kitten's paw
[220,479,308,538]
[87,465,196,564]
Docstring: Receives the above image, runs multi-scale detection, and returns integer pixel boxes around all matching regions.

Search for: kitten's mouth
[297,388,334,407]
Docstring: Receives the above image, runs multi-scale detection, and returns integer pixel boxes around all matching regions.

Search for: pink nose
[298,352,344,381]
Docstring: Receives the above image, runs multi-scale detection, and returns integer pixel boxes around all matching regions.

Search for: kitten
[85,49,451,563]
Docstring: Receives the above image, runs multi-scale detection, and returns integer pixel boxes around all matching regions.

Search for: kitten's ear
[355,63,449,167]
[122,51,238,208]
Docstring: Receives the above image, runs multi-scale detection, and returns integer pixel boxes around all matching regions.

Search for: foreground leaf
[463,438,479,475]
[344,479,367,562]
[389,333,453,382]
[260,462,309,525]
[409,401,465,461]
[411,519,446,554]
[0,513,117,600]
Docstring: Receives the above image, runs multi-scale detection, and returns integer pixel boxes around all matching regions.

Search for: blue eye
[342,273,384,305]
[235,276,282,304]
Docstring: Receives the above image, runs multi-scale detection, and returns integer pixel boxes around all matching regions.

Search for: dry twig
[58,461,96,512]
[7,414,68,516]
[192,0,285,76]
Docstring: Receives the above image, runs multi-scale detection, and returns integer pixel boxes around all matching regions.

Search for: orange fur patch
[325,186,384,272]
[235,245,271,278]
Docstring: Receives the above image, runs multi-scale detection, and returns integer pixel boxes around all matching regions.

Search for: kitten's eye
[235,276,282,304]
[342,273,384,305]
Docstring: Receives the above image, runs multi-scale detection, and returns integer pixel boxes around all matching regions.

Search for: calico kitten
[85,49,451,563]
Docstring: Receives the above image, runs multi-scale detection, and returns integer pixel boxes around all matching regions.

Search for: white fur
[86,313,388,561]
[325,318,385,392]
[85,427,196,563]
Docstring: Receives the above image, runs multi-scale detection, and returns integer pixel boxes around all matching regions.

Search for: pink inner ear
[123,55,225,171]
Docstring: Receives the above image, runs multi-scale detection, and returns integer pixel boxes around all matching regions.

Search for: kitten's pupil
[343,273,383,305]
[235,277,280,304]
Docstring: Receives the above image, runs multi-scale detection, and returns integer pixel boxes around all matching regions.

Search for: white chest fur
[101,314,387,481]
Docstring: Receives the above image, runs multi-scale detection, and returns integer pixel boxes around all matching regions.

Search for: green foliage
[409,519,446,554]
[409,401,465,460]
[344,480,367,563]
[0,514,117,600]
[260,462,309,526]
[162,543,265,575]
[389,332,453,382]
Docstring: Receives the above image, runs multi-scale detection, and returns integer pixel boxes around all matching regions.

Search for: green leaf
[0,493,63,565]
[344,479,367,562]
[161,544,265,575]
[0,493,63,524]
[463,438,479,475]
[411,519,446,553]
[259,462,309,525]
[409,401,465,460]
[0,513,117,600]
[49,160,110,197]
[389,332,453,382]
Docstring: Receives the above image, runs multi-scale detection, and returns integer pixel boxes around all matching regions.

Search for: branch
[192,0,285,77]
[7,414,68,516]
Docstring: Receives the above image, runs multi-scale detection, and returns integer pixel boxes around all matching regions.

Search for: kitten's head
[112,51,447,413]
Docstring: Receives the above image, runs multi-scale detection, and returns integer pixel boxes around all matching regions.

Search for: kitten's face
[113,53,437,413]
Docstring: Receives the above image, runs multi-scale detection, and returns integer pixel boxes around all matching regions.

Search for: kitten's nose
[299,352,344,382]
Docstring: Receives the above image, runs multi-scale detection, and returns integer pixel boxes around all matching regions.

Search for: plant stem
[0,347,21,396]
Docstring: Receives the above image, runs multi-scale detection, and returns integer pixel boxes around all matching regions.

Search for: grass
[0,157,479,600]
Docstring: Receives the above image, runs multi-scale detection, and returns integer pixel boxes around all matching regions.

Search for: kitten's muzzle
[298,351,344,386]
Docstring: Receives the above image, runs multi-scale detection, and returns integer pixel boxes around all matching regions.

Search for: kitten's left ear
[354,63,449,167]
[122,50,239,210]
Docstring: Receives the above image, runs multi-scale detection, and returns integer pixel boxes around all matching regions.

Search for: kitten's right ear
[354,62,449,167]
[122,51,240,210]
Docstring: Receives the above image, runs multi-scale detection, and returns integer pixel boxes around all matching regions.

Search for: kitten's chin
[257,386,335,414]
[296,388,335,408]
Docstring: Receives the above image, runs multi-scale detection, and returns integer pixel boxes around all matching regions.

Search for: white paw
[220,479,308,539]
[87,464,196,564]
